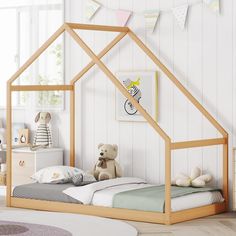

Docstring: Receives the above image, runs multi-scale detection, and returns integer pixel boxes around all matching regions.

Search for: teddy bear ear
[98,143,104,149]
[113,144,118,152]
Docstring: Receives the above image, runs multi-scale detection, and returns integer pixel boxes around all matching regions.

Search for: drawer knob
[19,161,25,167]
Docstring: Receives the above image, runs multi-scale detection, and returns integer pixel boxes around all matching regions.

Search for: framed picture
[115,71,158,122]
[18,129,29,145]
[12,123,25,145]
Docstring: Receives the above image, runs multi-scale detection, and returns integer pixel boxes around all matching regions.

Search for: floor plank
[127,212,236,236]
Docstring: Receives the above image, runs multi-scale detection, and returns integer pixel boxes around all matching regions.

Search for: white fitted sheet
[91,183,224,212]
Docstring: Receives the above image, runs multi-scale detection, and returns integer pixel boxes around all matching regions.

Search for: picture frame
[115,71,158,122]
[12,123,25,145]
[18,129,29,145]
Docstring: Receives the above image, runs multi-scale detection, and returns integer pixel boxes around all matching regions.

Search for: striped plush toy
[33,112,52,147]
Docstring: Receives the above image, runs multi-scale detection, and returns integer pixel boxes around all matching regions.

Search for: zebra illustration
[123,78,142,115]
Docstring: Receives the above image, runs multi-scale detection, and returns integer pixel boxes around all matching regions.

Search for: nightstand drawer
[12,153,35,186]
[12,153,35,173]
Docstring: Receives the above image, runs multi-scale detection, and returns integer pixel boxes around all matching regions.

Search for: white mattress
[92,183,224,212]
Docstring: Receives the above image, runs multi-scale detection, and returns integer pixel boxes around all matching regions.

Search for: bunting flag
[84,0,221,32]
[203,0,220,13]
[85,0,101,20]
[172,4,188,30]
[144,10,160,33]
[116,10,132,26]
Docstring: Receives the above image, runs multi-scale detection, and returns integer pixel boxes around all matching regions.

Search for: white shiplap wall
[65,0,236,207]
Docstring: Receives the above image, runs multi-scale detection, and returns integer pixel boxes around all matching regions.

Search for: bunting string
[85,0,220,31]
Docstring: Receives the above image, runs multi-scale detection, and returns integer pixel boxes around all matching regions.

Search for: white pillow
[31,166,84,184]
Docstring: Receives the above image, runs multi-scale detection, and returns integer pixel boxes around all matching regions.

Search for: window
[0,0,64,109]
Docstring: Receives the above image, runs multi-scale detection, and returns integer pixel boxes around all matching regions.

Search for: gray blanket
[13,183,81,204]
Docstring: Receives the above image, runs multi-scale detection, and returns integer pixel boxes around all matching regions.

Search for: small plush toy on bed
[91,143,122,181]
[172,167,212,187]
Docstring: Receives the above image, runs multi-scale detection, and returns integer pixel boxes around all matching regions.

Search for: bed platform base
[6,22,229,225]
[10,197,226,225]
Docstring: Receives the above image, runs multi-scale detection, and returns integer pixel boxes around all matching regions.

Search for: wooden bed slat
[11,197,166,224]
[66,22,129,32]
[170,202,226,224]
[10,197,226,225]
[11,85,73,91]
[171,138,227,150]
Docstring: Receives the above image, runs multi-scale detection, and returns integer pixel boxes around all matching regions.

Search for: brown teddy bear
[92,143,122,181]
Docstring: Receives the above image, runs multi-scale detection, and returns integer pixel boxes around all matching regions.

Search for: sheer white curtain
[0,0,64,108]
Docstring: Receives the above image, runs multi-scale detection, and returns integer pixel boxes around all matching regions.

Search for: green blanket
[112,185,220,212]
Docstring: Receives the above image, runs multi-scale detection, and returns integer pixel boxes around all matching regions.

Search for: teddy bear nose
[100,152,104,156]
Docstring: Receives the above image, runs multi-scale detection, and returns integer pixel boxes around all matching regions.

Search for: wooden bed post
[165,141,171,224]
[6,82,12,206]
[70,85,75,167]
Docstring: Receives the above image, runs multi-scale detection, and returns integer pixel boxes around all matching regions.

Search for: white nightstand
[12,147,63,186]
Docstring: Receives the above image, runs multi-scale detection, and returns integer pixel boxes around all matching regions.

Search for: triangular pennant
[116,10,132,26]
[172,4,188,30]
[85,0,101,20]
[144,10,160,33]
[203,0,220,13]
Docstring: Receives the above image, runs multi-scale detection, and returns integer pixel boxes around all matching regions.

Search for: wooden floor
[128,212,236,236]
[0,196,235,236]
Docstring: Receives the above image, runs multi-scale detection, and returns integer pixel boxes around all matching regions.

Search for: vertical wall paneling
[130,0,146,179]
[172,0,188,177]
[67,0,83,167]
[93,2,109,164]
[217,0,233,203]
[233,0,236,150]
[202,1,218,186]
[117,0,134,177]
[158,0,174,183]
[106,0,120,160]
[233,1,236,209]
[79,4,96,170]
[145,0,161,183]
[187,2,204,174]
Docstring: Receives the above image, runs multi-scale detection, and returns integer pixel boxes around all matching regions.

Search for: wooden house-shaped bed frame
[6,23,228,225]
